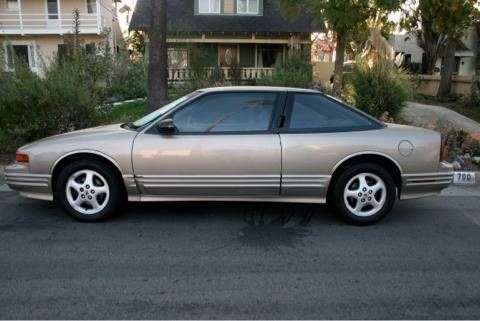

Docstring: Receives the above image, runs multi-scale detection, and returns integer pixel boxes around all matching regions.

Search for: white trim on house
[3,40,38,73]
[5,0,19,11]
[198,0,221,14]
[237,0,259,15]
[85,0,97,15]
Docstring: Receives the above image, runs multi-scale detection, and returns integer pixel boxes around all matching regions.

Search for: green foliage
[344,58,411,119]
[257,53,313,88]
[107,54,147,101]
[0,58,106,153]
[403,61,423,74]
[105,100,145,124]
[279,0,403,96]
[126,31,146,57]
[106,88,188,124]
[0,14,115,153]
[402,0,478,75]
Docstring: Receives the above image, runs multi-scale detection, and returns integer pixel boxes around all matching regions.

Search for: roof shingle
[130,0,324,33]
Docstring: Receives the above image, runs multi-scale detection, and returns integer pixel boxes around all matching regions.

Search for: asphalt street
[0,186,480,319]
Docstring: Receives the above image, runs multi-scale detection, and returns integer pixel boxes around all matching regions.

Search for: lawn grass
[105,87,190,124]
[106,100,146,124]
[414,95,480,123]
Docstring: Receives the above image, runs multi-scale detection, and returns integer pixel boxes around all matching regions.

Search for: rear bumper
[4,163,53,201]
[400,162,454,200]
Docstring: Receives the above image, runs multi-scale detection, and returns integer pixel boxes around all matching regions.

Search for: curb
[0,184,12,192]
[112,98,145,107]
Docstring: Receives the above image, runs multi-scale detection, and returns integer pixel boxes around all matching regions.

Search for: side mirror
[157,118,176,134]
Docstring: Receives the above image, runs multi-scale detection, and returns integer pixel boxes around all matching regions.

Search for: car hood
[19,124,133,150]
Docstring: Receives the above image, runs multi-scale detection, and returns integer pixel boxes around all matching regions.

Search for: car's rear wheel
[333,163,396,225]
[55,160,123,222]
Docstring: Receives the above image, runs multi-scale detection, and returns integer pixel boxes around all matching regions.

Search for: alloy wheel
[65,169,110,215]
[343,172,387,217]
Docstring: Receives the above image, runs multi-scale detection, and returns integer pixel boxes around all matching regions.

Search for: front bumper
[4,163,53,201]
[400,161,454,200]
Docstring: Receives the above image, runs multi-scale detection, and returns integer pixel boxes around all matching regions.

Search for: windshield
[130,92,199,129]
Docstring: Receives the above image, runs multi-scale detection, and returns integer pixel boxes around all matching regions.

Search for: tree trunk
[332,32,346,97]
[437,38,456,98]
[146,0,168,114]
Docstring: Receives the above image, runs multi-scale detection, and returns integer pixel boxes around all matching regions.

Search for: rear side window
[172,92,278,133]
[288,94,377,132]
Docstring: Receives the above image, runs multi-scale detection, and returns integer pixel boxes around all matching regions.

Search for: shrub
[257,53,313,88]
[0,49,109,153]
[344,58,411,119]
[107,54,147,101]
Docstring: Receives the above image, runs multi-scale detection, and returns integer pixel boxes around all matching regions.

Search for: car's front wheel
[55,160,123,222]
[333,163,396,225]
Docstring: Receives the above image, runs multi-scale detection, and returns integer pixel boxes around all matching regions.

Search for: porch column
[57,0,62,33]
[18,0,23,35]
[96,0,102,33]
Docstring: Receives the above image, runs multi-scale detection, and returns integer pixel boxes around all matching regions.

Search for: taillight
[15,153,29,163]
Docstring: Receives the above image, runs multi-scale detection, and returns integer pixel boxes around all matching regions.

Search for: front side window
[172,92,278,133]
[6,0,19,11]
[287,94,378,132]
[199,0,220,13]
[237,0,258,14]
[131,93,200,129]
[86,0,97,14]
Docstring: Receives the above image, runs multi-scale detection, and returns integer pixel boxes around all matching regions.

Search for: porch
[168,67,274,82]
[0,0,104,35]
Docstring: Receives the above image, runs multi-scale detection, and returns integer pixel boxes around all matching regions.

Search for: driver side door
[132,91,284,198]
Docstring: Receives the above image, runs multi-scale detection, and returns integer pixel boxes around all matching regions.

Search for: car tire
[333,163,396,225]
[55,159,124,222]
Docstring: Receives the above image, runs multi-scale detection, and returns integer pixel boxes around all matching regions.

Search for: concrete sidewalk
[402,102,480,133]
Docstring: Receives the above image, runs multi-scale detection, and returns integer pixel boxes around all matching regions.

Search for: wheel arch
[327,152,403,201]
[50,150,125,196]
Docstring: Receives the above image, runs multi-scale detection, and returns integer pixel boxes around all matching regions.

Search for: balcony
[168,67,274,82]
[0,12,102,35]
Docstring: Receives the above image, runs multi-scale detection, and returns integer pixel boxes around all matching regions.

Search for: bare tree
[146,0,168,114]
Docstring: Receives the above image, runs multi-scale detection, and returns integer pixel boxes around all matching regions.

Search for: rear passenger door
[279,93,381,200]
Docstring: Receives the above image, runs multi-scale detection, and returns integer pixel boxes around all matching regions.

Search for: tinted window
[288,94,374,131]
[173,92,277,133]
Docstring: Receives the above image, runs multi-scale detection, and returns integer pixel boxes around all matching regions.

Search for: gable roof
[130,0,324,33]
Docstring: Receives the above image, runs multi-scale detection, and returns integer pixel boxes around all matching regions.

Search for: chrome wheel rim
[343,173,386,217]
[65,170,110,215]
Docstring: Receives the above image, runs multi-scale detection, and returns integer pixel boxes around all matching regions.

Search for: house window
[4,43,37,71]
[86,0,97,14]
[168,49,189,69]
[47,0,59,19]
[57,44,68,61]
[237,0,258,14]
[199,0,220,13]
[223,0,234,13]
[5,0,19,11]
[85,43,96,55]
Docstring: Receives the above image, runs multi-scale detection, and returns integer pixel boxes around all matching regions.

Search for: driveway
[402,102,480,133]
[1,186,480,319]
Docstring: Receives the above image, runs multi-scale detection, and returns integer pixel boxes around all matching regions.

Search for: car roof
[197,86,320,94]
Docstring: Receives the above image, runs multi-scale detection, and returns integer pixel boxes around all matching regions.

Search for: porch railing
[168,67,274,82]
[0,12,101,34]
